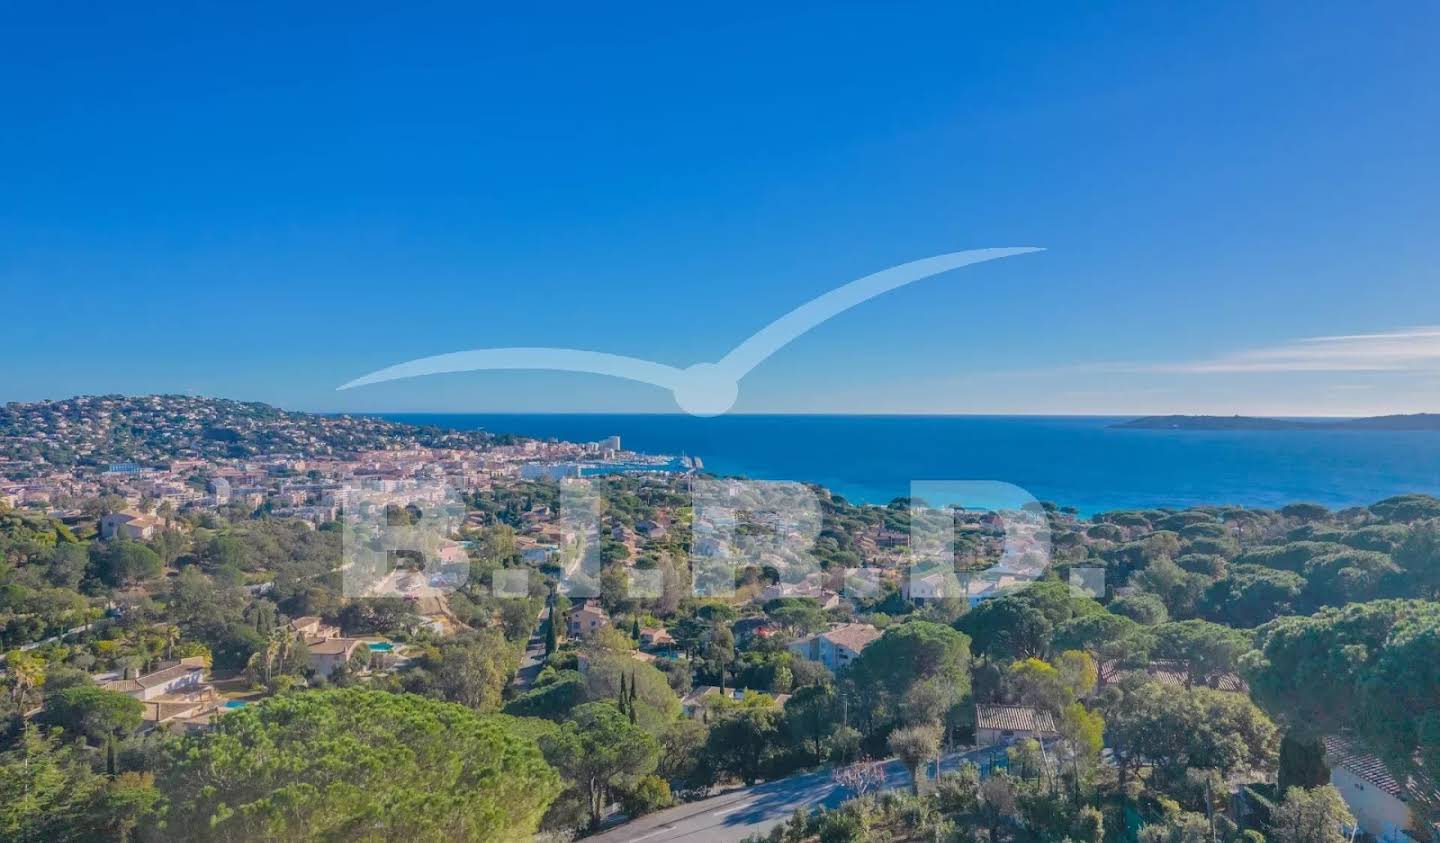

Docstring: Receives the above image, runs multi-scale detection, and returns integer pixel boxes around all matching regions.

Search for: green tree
[1396,520,1440,599]
[1139,811,1211,843]
[158,688,559,842]
[1269,786,1355,843]
[1370,494,1440,524]
[1107,680,1278,785]
[1110,592,1170,625]
[1075,805,1105,843]
[0,724,100,841]
[1278,732,1331,794]
[581,651,680,734]
[41,686,143,745]
[1059,702,1106,792]
[619,774,673,818]
[849,620,971,730]
[0,723,157,842]
[888,722,943,794]
[1201,564,1306,628]
[785,683,839,764]
[429,629,520,713]
[94,541,163,586]
[704,705,782,785]
[1052,611,1149,683]
[1251,598,1440,793]
[1152,619,1252,688]
[541,701,659,830]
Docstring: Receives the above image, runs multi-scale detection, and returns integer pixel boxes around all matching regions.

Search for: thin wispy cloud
[1167,326,1440,373]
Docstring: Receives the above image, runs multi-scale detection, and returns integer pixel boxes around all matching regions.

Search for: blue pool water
[368,642,395,652]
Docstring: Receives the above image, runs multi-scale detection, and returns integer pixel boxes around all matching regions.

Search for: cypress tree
[1278,732,1330,792]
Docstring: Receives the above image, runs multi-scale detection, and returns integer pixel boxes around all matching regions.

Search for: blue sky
[2,2,1437,415]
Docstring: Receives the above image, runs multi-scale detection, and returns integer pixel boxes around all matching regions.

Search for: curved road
[586,745,1004,843]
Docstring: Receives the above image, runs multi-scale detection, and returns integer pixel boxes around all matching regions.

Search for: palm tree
[159,624,181,661]
[7,652,44,708]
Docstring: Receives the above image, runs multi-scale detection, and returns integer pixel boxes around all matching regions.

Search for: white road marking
[712,801,755,817]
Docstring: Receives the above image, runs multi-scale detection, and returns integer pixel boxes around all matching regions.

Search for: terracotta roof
[976,704,1058,734]
[135,662,202,689]
[305,637,363,656]
[820,623,881,653]
[640,627,674,645]
[1324,735,1440,803]
[1101,660,1250,693]
[101,679,144,694]
[567,602,609,619]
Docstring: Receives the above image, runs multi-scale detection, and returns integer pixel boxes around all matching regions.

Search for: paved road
[511,603,551,691]
[586,745,1004,843]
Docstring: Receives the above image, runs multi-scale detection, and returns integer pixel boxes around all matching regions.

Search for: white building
[1325,735,1438,843]
[100,511,161,541]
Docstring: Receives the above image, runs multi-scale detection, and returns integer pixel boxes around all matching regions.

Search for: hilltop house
[100,511,162,541]
[287,618,367,678]
[566,601,611,638]
[306,637,367,678]
[289,615,341,640]
[786,623,881,672]
[99,657,218,727]
[1325,735,1440,843]
[638,627,675,649]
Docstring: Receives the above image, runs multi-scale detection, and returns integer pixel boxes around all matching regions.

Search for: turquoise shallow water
[376,414,1440,515]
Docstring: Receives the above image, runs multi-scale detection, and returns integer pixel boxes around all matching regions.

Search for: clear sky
[2,3,1437,416]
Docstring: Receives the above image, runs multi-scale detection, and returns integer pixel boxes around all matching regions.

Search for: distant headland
[1112,413,1440,431]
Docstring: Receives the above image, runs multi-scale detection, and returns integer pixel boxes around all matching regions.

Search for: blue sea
[377,414,1440,516]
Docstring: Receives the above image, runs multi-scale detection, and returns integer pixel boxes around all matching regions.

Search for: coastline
[372,412,1440,515]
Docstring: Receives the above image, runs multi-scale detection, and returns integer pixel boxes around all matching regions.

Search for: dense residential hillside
[2,399,1439,841]
[0,394,496,469]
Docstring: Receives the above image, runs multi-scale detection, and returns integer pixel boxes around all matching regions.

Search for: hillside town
[2,396,1439,843]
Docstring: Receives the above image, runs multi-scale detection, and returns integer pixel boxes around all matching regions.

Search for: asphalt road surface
[586,745,1004,843]
[511,603,551,691]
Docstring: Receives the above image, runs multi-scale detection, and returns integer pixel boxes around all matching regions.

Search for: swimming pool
[368,642,394,652]
[222,700,248,710]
